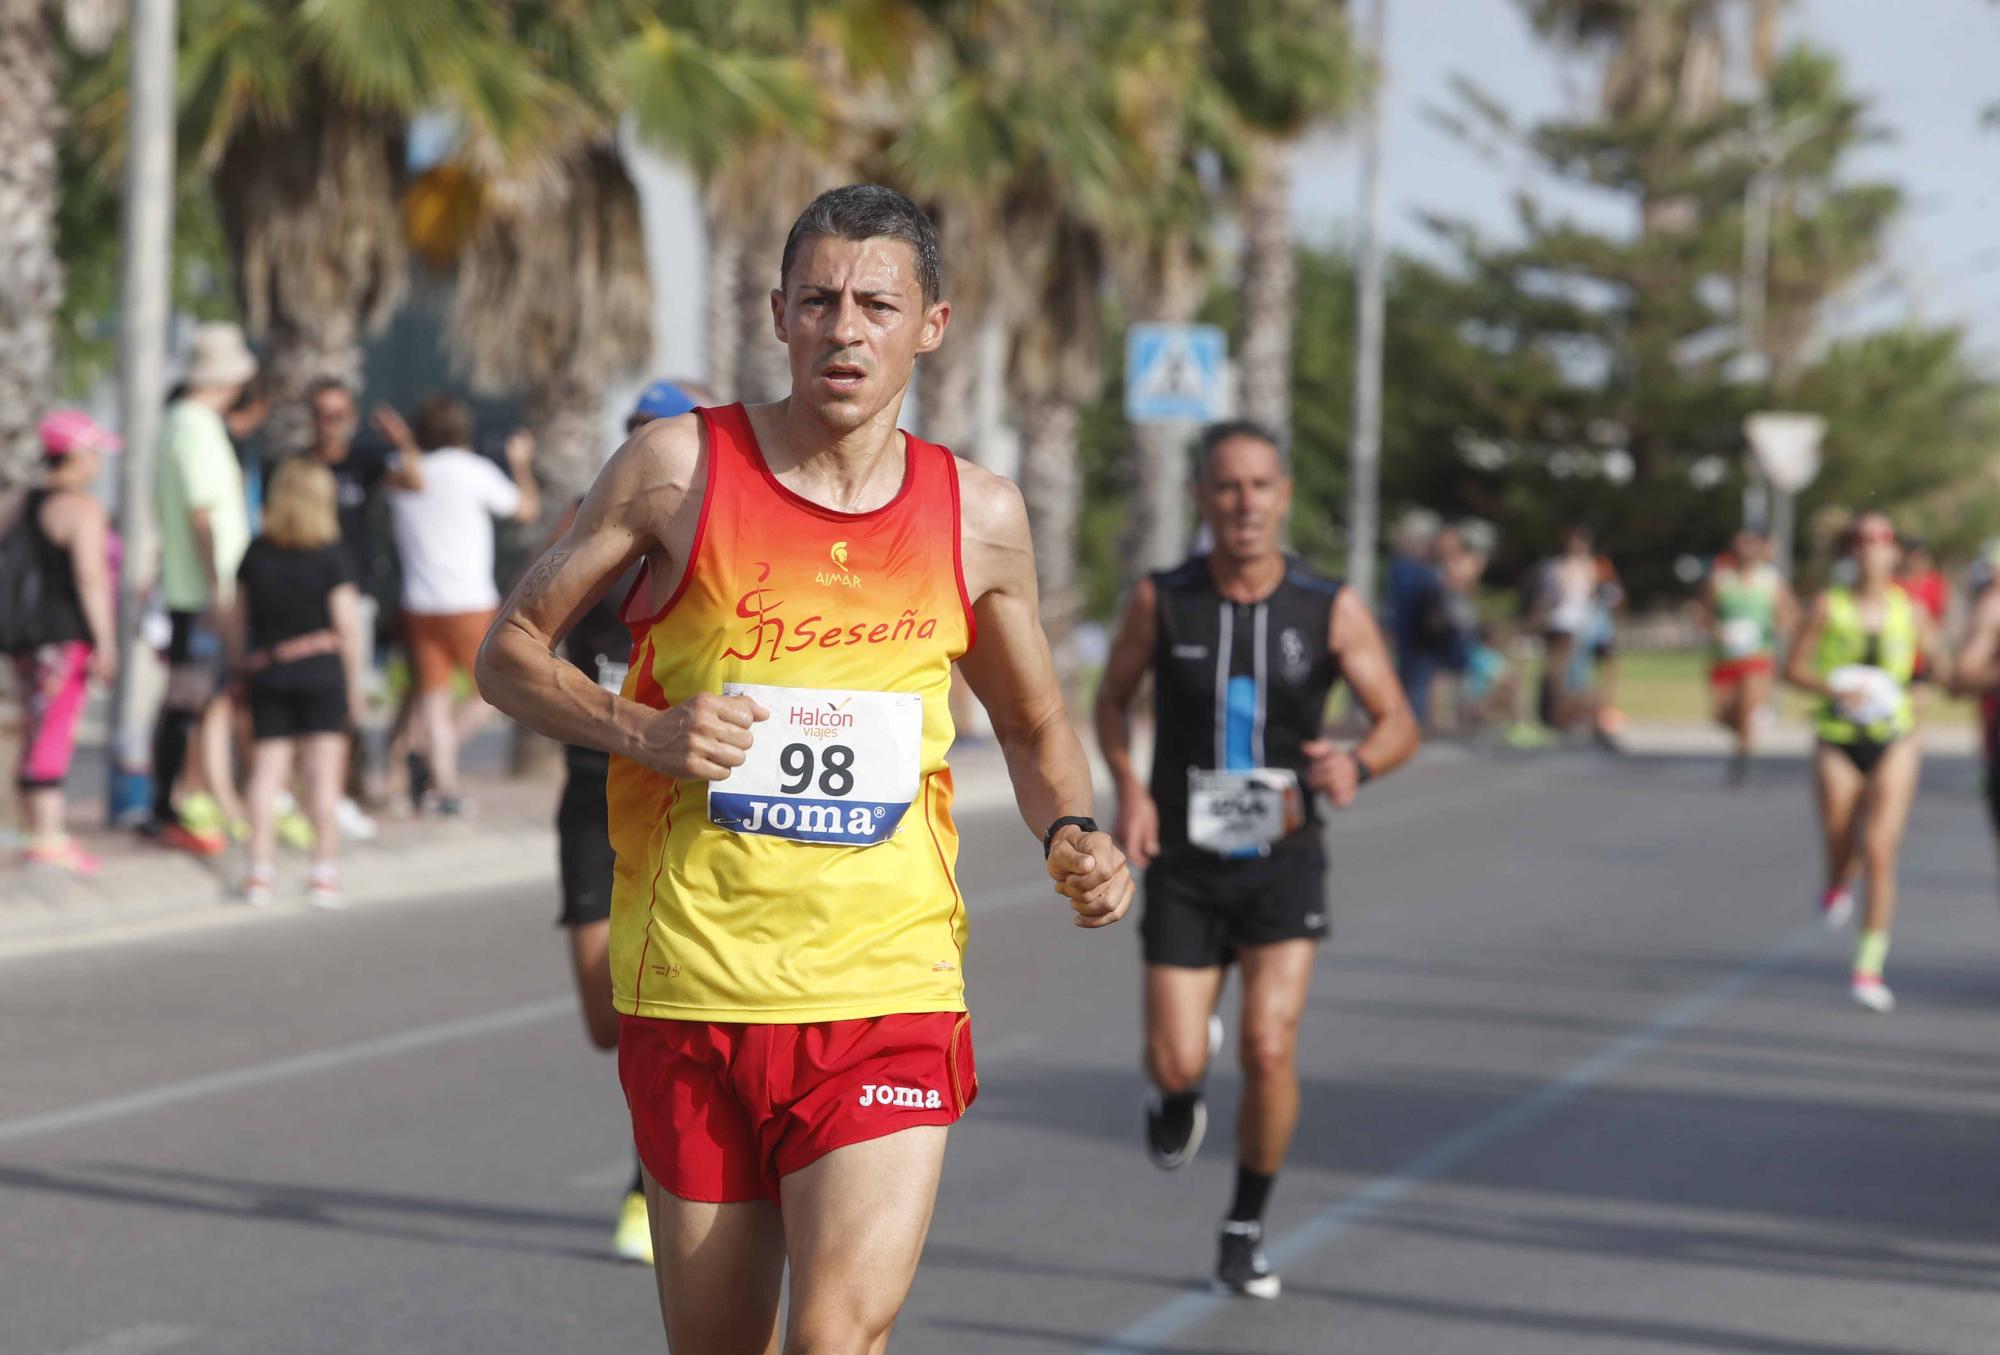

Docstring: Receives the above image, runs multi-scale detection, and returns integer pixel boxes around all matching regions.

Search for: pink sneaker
[1818,886,1854,930]
[22,837,101,876]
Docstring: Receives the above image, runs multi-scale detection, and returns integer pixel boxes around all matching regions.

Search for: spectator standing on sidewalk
[1386,510,1454,728]
[227,457,366,906]
[4,412,122,873]
[148,322,257,853]
[305,379,425,831]
[388,396,538,814]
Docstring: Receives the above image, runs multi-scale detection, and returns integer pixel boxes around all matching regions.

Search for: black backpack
[0,493,76,655]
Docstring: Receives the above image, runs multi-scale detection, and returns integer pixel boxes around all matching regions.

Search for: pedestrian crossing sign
[1125,324,1228,424]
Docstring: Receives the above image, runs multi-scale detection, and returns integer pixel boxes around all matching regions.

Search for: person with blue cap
[544,379,710,1264]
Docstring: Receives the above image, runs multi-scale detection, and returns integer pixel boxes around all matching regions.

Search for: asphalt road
[5,745,1999,1355]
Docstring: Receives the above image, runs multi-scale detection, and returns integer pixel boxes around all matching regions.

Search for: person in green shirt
[1703,530,1797,786]
[147,321,257,853]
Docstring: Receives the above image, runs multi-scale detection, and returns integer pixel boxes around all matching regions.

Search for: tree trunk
[702,200,743,401]
[261,313,367,457]
[1126,233,1208,576]
[525,375,605,512]
[0,2,62,484]
[1018,397,1083,692]
[735,215,790,403]
[1238,141,1295,440]
[919,319,982,460]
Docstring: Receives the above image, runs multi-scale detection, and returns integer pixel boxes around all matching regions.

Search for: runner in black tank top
[546,378,705,1266]
[1095,420,1420,1299]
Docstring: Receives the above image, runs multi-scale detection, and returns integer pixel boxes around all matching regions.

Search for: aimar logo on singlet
[818,540,863,590]
[858,1083,943,1110]
[723,563,942,663]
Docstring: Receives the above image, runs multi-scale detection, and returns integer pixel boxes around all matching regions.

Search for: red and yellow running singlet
[606,404,975,1022]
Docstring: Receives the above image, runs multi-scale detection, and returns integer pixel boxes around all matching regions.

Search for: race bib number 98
[709,683,924,846]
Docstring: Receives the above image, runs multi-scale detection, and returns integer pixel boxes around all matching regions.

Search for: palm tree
[171,0,548,452]
[1207,0,1356,439]
[614,4,823,400]
[445,144,654,509]
[1,0,118,482]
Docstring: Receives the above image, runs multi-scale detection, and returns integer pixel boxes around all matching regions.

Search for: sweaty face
[1197,436,1292,565]
[773,236,946,433]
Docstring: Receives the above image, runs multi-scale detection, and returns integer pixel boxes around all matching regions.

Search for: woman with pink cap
[6,410,120,872]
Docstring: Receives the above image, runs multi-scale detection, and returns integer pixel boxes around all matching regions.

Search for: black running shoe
[1213,1219,1281,1299]
[1144,1088,1206,1170]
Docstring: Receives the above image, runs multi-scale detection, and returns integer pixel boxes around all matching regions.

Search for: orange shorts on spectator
[404,610,494,692]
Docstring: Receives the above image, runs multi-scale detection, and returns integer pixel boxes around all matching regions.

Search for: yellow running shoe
[613,1191,654,1265]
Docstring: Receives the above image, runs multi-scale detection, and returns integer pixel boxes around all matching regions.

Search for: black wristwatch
[1042,815,1100,859]
[1354,755,1375,786]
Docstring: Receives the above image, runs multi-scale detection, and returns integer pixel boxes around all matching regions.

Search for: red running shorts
[618,1011,978,1203]
[1710,654,1774,688]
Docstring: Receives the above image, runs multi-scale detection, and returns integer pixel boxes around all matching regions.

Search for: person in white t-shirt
[388,395,539,813]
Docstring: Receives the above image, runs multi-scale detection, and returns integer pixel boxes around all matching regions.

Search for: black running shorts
[246,681,348,741]
[1140,846,1329,969]
[556,751,614,928]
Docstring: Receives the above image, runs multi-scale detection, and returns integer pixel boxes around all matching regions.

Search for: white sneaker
[241,866,275,908]
[306,864,345,911]
[1819,887,1855,930]
[1851,975,1895,1013]
[336,797,379,842]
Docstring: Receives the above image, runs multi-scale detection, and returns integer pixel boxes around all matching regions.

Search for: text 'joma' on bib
[1187,767,1305,857]
[709,682,924,846]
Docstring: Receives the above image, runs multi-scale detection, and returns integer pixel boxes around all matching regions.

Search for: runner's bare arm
[1303,589,1420,807]
[476,416,766,780]
[955,461,1132,927]
[1783,594,1829,697]
[1092,579,1162,868]
[1950,585,2000,695]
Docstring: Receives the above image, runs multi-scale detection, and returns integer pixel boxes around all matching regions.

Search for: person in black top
[1095,420,1419,1299]
[228,456,366,908]
[8,411,120,874]
[539,377,704,1266]
[305,379,425,827]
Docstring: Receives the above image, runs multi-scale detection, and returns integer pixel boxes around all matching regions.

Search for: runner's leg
[643,1178,786,1355]
[1858,740,1921,941]
[1143,963,1226,1093]
[780,1125,949,1355]
[1233,938,1316,1177]
[1811,744,1865,894]
[567,920,619,1051]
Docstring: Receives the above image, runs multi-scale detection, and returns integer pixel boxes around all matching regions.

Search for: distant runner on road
[1704,530,1797,785]
[1783,511,1936,1013]
[1094,420,1419,1299]
[477,185,1132,1354]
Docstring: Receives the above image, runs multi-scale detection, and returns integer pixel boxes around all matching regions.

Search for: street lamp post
[108,0,178,822]
[1346,0,1388,604]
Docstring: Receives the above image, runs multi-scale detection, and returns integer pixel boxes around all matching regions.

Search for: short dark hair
[1195,419,1289,480]
[411,394,474,452]
[779,185,942,305]
[307,378,354,405]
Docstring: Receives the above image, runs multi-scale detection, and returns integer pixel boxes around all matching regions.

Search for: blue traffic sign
[1125,324,1228,424]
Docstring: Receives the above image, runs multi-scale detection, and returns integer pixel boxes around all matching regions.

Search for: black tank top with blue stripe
[1149,555,1344,857]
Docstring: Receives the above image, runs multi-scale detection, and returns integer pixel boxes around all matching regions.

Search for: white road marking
[47,1325,200,1355]
[1090,922,1819,1353]
[0,999,572,1147]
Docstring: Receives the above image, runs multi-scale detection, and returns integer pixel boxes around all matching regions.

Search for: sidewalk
[0,734,1027,958]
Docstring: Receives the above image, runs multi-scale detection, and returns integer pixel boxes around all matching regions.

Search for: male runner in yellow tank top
[478,184,1132,1355]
